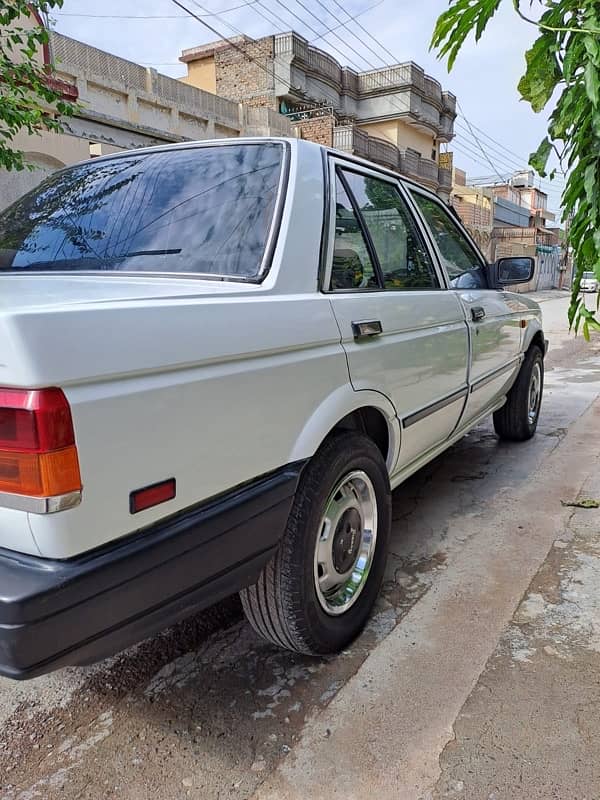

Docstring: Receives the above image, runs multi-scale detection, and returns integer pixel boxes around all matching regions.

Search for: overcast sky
[51,0,564,213]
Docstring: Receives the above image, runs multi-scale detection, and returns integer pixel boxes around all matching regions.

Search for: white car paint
[581,273,598,292]
[0,137,544,559]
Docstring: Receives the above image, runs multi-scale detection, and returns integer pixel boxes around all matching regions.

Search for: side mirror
[487,256,535,289]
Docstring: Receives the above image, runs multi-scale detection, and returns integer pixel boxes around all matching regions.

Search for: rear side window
[331,174,379,290]
[342,171,438,290]
[0,143,284,279]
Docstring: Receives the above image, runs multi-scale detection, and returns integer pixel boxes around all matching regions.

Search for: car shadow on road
[0,420,567,800]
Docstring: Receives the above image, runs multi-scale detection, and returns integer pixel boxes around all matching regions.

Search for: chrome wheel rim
[313,470,378,616]
[528,362,542,424]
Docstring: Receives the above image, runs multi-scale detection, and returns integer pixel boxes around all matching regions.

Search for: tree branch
[513,2,600,34]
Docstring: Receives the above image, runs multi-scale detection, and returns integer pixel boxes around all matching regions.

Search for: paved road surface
[1,293,599,799]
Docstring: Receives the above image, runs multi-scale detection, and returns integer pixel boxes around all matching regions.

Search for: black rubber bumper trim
[0,462,305,680]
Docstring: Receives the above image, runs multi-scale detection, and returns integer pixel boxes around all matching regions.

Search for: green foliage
[0,0,75,171]
[431,0,502,70]
[431,0,600,332]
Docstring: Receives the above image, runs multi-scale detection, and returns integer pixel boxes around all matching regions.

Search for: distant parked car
[0,138,547,680]
[581,271,598,292]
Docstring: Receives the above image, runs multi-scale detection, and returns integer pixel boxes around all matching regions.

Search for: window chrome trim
[0,490,82,514]
[402,386,469,429]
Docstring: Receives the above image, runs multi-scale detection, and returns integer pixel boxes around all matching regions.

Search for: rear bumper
[0,463,304,680]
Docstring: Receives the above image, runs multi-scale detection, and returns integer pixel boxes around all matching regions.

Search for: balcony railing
[357,63,418,94]
[275,32,341,86]
[274,33,451,112]
[442,91,457,115]
[424,76,442,104]
[333,125,399,171]
[334,125,446,192]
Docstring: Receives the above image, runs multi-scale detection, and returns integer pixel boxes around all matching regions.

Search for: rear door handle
[352,319,383,340]
[471,306,486,322]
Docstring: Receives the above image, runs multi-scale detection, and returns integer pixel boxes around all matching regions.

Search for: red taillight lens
[0,388,75,452]
[0,388,81,498]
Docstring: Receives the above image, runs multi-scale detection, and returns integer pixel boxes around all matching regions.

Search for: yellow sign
[439,151,453,171]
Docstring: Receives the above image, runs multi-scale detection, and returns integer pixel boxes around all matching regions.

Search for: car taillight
[0,388,82,507]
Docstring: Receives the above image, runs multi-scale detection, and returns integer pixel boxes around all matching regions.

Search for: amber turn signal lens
[0,445,81,497]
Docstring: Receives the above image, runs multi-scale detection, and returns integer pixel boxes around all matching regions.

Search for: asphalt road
[1,292,599,800]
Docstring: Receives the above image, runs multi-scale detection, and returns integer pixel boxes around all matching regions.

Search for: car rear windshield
[0,143,284,279]
[583,271,595,279]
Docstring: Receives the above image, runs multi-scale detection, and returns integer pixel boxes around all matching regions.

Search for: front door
[409,189,521,424]
[325,161,469,470]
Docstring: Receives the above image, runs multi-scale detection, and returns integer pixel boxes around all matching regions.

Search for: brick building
[451,166,562,290]
[180,32,456,198]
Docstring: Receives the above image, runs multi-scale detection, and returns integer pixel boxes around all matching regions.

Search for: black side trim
[402,386,469,429]
[0,462,305,679]
[470,356,521,394]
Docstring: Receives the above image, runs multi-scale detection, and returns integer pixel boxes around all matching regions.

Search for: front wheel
[240,432,392,655]
[493,344,544,441]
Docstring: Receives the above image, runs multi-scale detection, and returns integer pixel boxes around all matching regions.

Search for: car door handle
[471,306,486,322]
[352,319,383,339]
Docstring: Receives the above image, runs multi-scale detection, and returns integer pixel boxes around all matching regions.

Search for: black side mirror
[486,257,535,289]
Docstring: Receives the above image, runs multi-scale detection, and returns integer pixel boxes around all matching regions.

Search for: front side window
[0,143,284,279]
[411,192,487,289]
[342,171,438,290]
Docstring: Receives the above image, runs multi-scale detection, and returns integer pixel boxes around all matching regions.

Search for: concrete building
[180,32,456,198]
[451,165,561,290]
[1,17,292,211]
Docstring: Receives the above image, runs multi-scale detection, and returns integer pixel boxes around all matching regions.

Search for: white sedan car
[0,138,546,678]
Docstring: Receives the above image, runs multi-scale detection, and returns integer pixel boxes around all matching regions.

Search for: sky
[50,0,565,214]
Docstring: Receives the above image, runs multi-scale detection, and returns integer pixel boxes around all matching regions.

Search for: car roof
[72,137,442,201]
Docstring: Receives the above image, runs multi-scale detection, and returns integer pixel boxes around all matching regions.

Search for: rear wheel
[493,344,544,441]
[240,432,391,654]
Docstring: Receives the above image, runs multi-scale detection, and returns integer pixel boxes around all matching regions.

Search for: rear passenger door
[409,188,522,424]
[325,160,469,470]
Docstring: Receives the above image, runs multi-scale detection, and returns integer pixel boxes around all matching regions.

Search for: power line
[174,0,562,210]
[253,0,289,33]
[169,0,310,103]
[53,3,256,19]
[322,0,399,66]
[456,101,506,183]
[454,128,565,196]
[258,0,427,110]
[268,0,374,69]
[455,120,565,187]
[54,12,193,18]
[458,114,537,166]
[296,1,565,200]
[309,0,387,66]
[310,0,388,46]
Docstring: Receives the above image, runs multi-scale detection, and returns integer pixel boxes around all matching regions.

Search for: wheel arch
[522,320,545,355]
[289,386,400,473]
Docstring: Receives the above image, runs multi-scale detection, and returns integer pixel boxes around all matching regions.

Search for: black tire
[240,432,392,655]
[493,344,544,441]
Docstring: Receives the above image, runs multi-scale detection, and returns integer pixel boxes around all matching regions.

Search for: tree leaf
[585,59,600,106]
[519,35,561,112]
[529,137,552,176]
[0,0,74,172]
